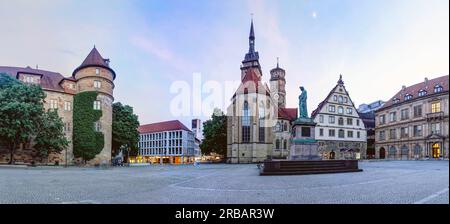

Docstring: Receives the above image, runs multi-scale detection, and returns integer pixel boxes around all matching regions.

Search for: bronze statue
[299,86,308,118]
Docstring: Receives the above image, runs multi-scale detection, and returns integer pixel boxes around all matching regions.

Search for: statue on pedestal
[298,86,308,119]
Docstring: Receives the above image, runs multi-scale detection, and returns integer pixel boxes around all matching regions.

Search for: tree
[0,73,45,164]
[112,102,140,161]
[200,108,227,156]
[34,109,69,162]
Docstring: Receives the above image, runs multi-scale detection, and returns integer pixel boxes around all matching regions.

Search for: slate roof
[278,107,297,121]
[72,47,116,79]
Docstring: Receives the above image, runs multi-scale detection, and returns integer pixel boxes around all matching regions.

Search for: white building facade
[137,120,195,164]
[311,75,367,159]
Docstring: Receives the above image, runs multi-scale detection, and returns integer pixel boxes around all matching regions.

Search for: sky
[0,0,448,127]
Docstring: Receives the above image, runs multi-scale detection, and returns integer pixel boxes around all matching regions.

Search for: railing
[426,111,444,121]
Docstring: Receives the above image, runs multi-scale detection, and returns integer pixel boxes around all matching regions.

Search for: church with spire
[0,47,116,165]
[227,20,297,163]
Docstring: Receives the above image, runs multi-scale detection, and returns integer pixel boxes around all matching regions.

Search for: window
[337,106,344,114]
[276,139,280,149]
[347,131,353,138]
[50,99,58,110]
[329,116,335,124]
[329,105,336,112]
[95,68,100,75]
[94,121,101,132]
[404,94,413,101]
[319,128,324,136]
[258,101,265,143]
[379,115,386,125]
[400,127,409,138]
[283,140,287,150]
[347,118,353,125]
[329,129,335,137]
[344,97,348,103]
[319,115,324,123]
[275,122,281,132]
[24,76,34,83]
[69,83,75,89]
[431,123,441,134]
[346,107,352,114]
[389,129,396,139]
[283,123,288,132]
[338,96,343,103]
[338,129,345,138]
[413,105,422,118]
[64,122,71,132]
[333,95,337,101]
[434,85,443,93]
[94,80,101,88]
[413,125,422,137]
[393,98,400,104]
[242,102,250,143]
[400,109,409,120]
[418,90,427,97]
[357,119,360,126]
[93,100,101,110]
[338,117,344,126]
[431,102,441,113]
[357,131,360,138]
[301,127,311,137]
[64,101,72,111]
[389,112,396,122]
[379,131,386,140]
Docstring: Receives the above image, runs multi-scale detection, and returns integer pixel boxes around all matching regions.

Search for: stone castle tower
[72,47,116,164]
[270,59,286,108]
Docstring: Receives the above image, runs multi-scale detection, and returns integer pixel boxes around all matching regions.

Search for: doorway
[432,143,441,158]
[379,147,386,159]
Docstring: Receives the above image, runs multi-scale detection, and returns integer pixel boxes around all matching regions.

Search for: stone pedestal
[289,118,321,161]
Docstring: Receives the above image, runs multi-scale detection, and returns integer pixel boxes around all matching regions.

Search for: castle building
[137,120,196,164]
[375,75,449,160]
[226,20,297,163]
[311,75,367,160]
[0,47,115,165]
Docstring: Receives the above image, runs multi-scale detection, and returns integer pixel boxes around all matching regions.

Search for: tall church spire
[243,18,259,63]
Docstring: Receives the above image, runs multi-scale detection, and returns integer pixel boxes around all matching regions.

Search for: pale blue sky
[0,0,448,127]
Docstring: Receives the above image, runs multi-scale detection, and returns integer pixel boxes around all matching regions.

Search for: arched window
[258,101,265,142]
[389,146,397,159]
[275,139,280,149]
[338,117,344,126]
[275,122,281,132]
[242,101,250,143]
[338,96,344,103]
[283,140,287,149]
[434,85,443,93]
[401,145,409,160]
[338,106,344,114]
[418,90,427,97]
[338,129,345,138]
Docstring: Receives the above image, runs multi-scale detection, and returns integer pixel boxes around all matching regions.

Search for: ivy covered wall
[73,91,104,162]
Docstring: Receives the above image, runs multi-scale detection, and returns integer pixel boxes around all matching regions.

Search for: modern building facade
[0,47,115,165]
[226,20,297,163]
[358,100,385,159]
[311,75,367,160]
[137,120,196,164]
[375,75,449,160]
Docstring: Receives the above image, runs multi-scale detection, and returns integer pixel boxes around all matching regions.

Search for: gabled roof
[231,68,271,99]
[379,75,449,111]
[72,47,116,79]
[138,120,192,134]
[278,107,297,121]
[0,66,66,93]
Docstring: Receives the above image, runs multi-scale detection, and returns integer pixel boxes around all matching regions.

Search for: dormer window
[393,98,400,104]
[418,90,427,97]
[404,94,413,101]
[24,76,34,83]
[434,85,443,93]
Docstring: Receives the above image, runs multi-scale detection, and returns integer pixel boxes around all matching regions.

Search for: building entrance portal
[432,143,441,158]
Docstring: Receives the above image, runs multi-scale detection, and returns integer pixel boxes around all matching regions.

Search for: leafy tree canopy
[34,109,69,158]
[200,108,227,156]
[112,102,140,158]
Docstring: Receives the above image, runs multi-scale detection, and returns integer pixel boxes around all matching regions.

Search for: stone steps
[260,160,362,176]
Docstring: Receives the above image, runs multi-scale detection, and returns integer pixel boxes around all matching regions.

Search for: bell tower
[270,58,286,108]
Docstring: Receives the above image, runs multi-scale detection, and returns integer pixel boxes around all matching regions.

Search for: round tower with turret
[72,46,115,165]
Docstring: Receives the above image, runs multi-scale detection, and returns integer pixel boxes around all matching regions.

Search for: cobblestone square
[0,161,448,204]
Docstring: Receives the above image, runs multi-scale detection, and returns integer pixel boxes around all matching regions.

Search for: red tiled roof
[72,47,116,79]
[0,66,66,92]
[379,75,449,111]
[232,68,271,99]
[138,120,192,134]
[278,107,297,121]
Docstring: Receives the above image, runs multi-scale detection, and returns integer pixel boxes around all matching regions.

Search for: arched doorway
[388,146,396,159]
[432,143,441,159]
[330,151,336,160]
[401,145,409,160]
[414,144,422,159]
[379,147,386,159]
